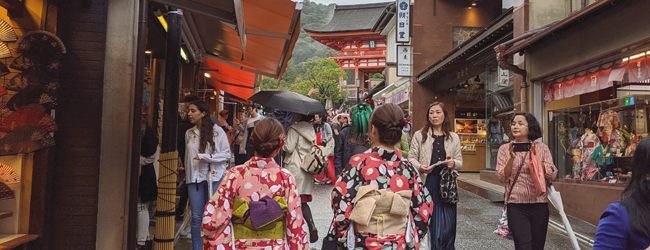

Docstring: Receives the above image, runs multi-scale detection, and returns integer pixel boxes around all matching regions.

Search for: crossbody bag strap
[289,127,304,161]
[505,151,529,204]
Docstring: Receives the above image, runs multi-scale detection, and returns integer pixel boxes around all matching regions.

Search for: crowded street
[1,0,650,250]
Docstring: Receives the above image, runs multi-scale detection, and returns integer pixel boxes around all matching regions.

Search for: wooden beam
[246,29,291,40]
[153,0,235,24]
[233,0,246,60]
[0,0,23,17]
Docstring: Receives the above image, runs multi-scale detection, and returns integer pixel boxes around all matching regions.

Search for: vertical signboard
[396,0,410,43]
[397,45,411,76]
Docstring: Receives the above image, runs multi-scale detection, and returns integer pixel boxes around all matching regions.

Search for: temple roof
[305,2,392,34]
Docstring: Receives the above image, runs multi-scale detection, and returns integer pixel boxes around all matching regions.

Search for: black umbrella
[248,91,326,115]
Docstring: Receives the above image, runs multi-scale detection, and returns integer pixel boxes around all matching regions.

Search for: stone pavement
[175,183,592,249]
[310,183,591,250]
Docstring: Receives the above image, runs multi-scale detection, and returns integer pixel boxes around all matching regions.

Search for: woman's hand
[445,159,455,168]
[193,155,199,160]
[419,165,433,174]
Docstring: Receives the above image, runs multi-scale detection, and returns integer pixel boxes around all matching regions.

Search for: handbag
[494,150,529,238]
[321,216,338,249]
[290,128,328,175]
[439,167,459,204]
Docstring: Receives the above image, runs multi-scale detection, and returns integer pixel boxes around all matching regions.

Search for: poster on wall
[455,119,486,134]
[397,45,411,76]
[396,0,410,43]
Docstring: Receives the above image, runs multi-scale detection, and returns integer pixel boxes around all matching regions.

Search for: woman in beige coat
[282,112,318,243]
[408,102,462,250]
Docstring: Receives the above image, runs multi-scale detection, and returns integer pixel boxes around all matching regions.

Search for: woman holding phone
[408,102,463,249]
[495,112,557,250]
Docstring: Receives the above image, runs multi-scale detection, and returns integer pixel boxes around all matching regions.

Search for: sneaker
[180,226,191,237]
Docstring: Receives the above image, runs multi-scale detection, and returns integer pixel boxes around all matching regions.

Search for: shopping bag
[494,206,512,238]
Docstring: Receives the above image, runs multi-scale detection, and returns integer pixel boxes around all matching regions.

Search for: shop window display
[548,95,649,185]
[485,67,514,170]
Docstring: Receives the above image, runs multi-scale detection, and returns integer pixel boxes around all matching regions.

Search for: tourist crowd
[136,93,650,250]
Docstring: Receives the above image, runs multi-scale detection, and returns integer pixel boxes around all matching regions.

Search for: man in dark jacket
[333,123,367,176]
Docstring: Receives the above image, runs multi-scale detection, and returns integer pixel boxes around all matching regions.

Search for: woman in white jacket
[283,112,319,243]
[185,100,231,250]
[408,102,463,250]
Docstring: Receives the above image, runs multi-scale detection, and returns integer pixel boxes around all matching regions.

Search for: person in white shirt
[242,104,263,159]
[184,100,230,250]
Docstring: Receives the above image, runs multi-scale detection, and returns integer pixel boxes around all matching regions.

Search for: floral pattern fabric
[329,147,433,249]
[201,157,309,250]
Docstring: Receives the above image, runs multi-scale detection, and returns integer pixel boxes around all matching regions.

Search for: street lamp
[356,78,361,103]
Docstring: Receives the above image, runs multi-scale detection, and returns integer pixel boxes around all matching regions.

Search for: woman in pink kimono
[201,118,309,250]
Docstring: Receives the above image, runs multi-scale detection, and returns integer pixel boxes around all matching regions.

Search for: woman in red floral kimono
[327,103,433,249]
[201,118,309,250]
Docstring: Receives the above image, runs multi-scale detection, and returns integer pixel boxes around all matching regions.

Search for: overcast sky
[303,0,389,5]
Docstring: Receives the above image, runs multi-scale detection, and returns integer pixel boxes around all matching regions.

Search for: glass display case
[547,95,649,184]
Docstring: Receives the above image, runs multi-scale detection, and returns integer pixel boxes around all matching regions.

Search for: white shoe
[180,226,191,237]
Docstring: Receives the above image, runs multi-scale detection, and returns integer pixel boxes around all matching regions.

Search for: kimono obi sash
[348,184,412,236]
[231,196,288,240]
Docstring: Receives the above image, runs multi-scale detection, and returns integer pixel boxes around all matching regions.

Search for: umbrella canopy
[248,91,325,115]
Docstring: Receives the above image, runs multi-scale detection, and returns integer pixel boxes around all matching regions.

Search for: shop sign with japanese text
[397,45,411,76]
[396,0,410,43]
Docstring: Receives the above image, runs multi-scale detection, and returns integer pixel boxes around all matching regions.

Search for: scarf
[351,103,372,140]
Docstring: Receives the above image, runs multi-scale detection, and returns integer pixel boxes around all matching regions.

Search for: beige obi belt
[231,196,288,240]
[348,184,412,236]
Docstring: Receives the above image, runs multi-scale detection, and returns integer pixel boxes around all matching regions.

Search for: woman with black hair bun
[327,103,433,249]
[594,138,650,250]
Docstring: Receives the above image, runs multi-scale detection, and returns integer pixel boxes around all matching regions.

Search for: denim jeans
[187,178,222,250]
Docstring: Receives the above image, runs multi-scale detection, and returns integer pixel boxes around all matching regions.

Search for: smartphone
[513,142,531,152]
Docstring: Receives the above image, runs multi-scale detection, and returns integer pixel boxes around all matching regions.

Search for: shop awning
[499,0,615,59]
[416,8,513,89]
[156,0,302,80]
[204,59,257,100]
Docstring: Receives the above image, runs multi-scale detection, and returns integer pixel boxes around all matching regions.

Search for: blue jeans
[187,178,222,250]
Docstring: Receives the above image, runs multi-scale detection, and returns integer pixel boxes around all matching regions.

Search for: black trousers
[507,203,549,250]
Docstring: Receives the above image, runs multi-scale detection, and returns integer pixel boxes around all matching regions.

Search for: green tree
[370,73,384,78]
[293,58,347,104]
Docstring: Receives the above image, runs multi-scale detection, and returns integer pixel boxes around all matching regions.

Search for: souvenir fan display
[0,41,11,59]
[0,108,58,132]
[6,70,58,92]
[0,125,55,156]
[0,85,7,97]
[0,18,17,42]
[0,181,14,200]
[0,163,19,183]
[11,30,66,71]
[6,85,57,111]
[0,61,10,77]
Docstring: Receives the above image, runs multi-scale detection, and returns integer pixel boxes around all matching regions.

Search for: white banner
[397,45,412,76]
[396,0,410,43]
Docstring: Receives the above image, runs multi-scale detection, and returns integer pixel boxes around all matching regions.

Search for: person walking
[404,113,412,144]
[232,110,247,165]
[593,138,650,250]
[218,109,231,142]
[408,102,463,250]
[314,113,336,182]
[184,100,231,250]
[201,118,308,250]
[495,112,558,250]
[283,112,319,243]
[328,103,433,249]
[334,104,372,177]
[243,104,263,160]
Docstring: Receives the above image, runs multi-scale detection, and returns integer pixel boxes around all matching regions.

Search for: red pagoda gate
[305,2,390,102]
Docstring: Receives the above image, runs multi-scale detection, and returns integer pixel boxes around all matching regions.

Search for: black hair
[512,112,542,141]
[370,103,405,146]
[620,138,650,238]
[183,94,200,103]
[190,100,216,153]
[300,114,314,122]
